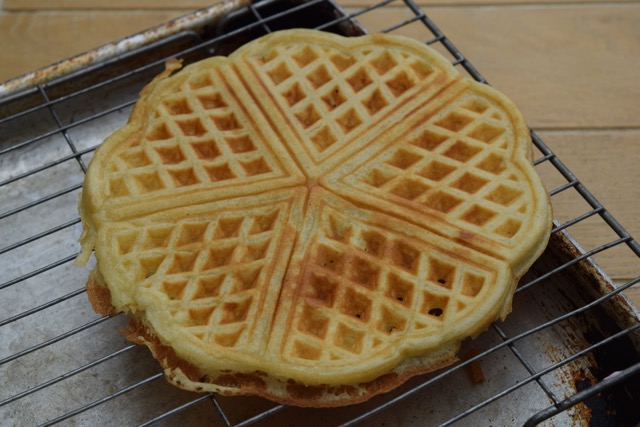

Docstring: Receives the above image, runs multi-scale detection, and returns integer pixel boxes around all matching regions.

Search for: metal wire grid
[0,0,639,425]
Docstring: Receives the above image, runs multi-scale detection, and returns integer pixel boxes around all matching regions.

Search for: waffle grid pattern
[104,69,290,201]
[248,42,447,165]
[108,199,295,350]
[283,200,498,362]
[337,90,530,246]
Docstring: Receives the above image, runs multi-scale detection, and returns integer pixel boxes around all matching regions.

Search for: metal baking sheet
[1,0,639,425]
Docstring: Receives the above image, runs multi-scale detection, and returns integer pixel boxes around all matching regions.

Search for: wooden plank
[349,4,640,129]
[0,11,186,82]
[626,286,640,311]
[5,0,640,10]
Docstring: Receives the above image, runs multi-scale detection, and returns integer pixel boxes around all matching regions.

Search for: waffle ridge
[77,29,552,406]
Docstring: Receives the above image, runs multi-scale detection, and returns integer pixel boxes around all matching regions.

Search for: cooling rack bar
[319,0,394,32]
[0,31,203,129]
[0,99,135,160]
[548,179,579,197]
[550,208,604,234]
[0,287,85,328]
[1,0,639,426]
[210,395,234,427]
[37,85,87,172]
[38,373,165,427]
[0,184,81,220]
[135,395,213,427]
[0,218,80,256]
[232,403,288,427]
[530,131,640,258]
[0,315,109,366]
[516,236,633,294]
[0,148,90,187]
[0,345,136,408]
[401,0,484,82]
[491,323,561,405]
[0,254,78,292]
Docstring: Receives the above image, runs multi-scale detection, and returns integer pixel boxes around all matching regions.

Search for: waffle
[76,29,552,406]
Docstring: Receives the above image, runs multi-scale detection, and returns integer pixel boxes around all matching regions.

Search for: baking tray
[1,0,639,425]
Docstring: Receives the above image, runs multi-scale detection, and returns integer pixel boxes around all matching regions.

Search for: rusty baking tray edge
[0,0,251,99]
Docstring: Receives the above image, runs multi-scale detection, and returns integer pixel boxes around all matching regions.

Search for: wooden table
[1,0,638,307]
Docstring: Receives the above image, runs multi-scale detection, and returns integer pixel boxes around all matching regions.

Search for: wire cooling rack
[1,0,639,425]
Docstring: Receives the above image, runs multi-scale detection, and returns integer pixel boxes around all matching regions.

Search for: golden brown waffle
[76,29,552,406]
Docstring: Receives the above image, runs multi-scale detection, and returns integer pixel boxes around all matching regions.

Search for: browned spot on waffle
[85,269,116,317]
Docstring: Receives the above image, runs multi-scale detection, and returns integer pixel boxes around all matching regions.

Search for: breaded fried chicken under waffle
[76,29,552,407]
